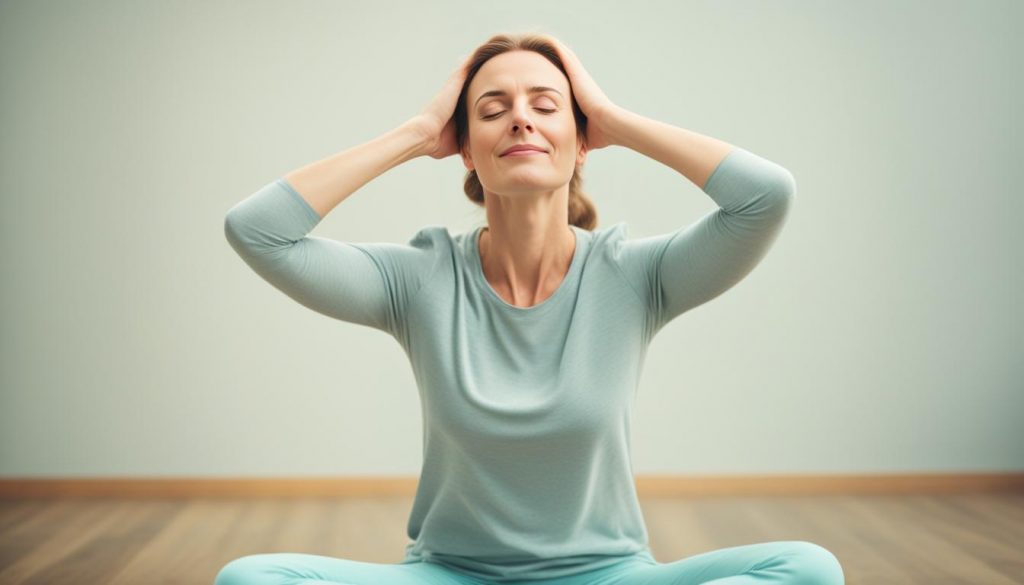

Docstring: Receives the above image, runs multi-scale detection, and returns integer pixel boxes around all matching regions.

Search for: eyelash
[481,108,557,120]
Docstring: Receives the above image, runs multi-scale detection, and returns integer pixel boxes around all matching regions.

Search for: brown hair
[455,33,599,231]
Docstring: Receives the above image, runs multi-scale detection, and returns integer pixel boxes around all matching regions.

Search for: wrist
[402,117,432,156]
[594,104,628,148]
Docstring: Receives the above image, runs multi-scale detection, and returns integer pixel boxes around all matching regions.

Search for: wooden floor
[0,493,1021,584]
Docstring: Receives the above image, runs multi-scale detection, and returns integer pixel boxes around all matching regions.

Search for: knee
[213,554,278,585]
[780,541,845,585]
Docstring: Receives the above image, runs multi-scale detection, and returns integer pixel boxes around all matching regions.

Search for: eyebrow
[474,86,563,107]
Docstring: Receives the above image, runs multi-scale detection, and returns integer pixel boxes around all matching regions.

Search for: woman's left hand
[546,37,618,151]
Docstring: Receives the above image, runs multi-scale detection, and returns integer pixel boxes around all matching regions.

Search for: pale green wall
[1,0,1020,477]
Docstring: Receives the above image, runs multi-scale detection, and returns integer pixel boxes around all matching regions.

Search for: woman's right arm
[222,118,439,337]
[281,51,473,217]
[223,56,469,335]
[282,119,431,219]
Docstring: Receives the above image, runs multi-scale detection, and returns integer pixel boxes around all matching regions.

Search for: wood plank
[0,494,1020,585]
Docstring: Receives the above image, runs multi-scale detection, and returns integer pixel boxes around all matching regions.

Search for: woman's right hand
[412,54,473,160]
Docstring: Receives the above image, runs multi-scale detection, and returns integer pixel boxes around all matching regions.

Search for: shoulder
[407,224,453,250]
[586,220,667,261]
[583,220,629,250]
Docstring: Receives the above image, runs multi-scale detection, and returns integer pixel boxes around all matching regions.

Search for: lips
[501,144,547,156]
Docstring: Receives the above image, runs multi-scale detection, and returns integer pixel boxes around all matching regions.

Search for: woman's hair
[455,33,599,231]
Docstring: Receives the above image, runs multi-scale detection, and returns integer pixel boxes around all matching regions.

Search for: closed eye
[482,108,557,120]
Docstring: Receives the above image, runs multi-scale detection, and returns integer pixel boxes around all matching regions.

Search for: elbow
[770,168,794,202]
[223,210,252,257]
[770,173,796,226]
[758,169,796,225]
[761,168,796,221]
[223,211,240,246]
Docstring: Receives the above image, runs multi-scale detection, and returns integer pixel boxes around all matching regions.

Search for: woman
[220,33,843,585]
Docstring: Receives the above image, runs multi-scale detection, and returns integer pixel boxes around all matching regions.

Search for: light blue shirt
[224,146,796,582]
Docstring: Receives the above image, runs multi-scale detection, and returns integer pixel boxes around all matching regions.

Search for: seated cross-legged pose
[220,32,843,585]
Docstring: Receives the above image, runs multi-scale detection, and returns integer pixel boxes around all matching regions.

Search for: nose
[509,102,534,134]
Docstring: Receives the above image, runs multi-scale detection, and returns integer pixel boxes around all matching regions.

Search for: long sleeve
[612,147,796,339]
[223,177,441,345]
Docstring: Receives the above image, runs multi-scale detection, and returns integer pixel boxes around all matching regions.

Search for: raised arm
[598,105,737,191]
[223,119,438,338]
[281,120,427,219]
[601,106,796,336]
[225,55,473,340]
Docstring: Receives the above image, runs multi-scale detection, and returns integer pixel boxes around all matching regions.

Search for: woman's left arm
[597,105,736,190]
[593,106,797,335]
[547,37,735,189]
[550,37,796,334]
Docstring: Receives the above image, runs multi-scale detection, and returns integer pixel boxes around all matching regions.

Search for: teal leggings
[214,540,844,584]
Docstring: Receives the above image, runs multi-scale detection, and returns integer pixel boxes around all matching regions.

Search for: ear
[461,144,474,171]
[576,143,587,167]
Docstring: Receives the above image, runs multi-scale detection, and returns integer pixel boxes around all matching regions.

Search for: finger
[553,38,575,57]
[451,54,471,76]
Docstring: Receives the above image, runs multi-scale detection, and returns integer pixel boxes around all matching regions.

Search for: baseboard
[1,473,1022,498]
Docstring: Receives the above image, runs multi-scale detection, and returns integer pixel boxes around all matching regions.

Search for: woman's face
[461,50,586,197]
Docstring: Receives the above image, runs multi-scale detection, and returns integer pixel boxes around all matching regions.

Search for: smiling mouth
[502,150,547,157]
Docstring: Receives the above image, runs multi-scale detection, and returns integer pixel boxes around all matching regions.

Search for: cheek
[553,117,578,145]
[469,126,499,154]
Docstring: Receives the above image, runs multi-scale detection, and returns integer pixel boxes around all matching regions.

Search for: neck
[478,222,576,307]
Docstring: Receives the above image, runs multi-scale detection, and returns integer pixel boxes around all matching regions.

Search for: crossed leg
[595,541,845,585]
[213,553,486,585]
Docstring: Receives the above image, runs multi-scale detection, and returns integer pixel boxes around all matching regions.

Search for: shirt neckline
[470,224,586,316]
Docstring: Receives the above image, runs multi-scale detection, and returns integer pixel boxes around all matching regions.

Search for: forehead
[469,51,568,99]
